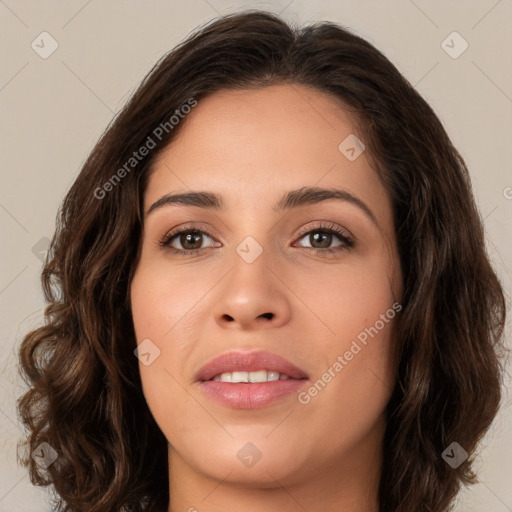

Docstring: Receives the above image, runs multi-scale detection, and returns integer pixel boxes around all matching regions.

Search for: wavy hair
[17,10,506,512]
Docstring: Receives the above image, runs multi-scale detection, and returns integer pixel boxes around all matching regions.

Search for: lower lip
[198,379,309,408]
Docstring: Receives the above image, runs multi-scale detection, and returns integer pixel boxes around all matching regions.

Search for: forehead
[145,84,389,222]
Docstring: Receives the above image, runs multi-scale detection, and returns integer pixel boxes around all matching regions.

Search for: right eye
[159,227,220,255]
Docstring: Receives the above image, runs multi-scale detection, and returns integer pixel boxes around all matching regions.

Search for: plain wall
[1,1,510,510]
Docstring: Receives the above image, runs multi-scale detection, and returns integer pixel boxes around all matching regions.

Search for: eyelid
[294,221,354,242]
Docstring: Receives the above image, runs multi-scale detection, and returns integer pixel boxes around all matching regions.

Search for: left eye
[295,229,350,250]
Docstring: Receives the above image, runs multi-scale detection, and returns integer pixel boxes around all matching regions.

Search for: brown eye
[159,228,218,254]
[296,226,354,254]
[178,232,203,250]
[308,231,334,249]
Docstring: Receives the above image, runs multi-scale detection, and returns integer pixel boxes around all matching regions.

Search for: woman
[17,10,506,512]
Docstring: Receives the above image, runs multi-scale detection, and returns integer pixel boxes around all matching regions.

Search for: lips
[195,350,310,408]
[195,350,309,382]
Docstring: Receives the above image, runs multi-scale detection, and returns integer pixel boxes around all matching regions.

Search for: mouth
[195,350,309,409]
[195,349,309,382]
[207,370,297,383]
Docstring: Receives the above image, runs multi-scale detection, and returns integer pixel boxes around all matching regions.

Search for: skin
[130,84,403,512]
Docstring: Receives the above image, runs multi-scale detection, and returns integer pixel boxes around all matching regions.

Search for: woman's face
[130,84,402,496]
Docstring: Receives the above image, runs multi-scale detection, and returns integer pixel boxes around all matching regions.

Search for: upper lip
[195,350,309,382]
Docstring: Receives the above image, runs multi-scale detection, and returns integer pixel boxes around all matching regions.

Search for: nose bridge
[213,234,290,329]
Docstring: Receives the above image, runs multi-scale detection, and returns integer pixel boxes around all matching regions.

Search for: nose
[213,247,291,331]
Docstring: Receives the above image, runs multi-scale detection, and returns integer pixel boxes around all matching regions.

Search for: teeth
[231,371,248,383]
[249,370,267,383]
[212,370,292,383]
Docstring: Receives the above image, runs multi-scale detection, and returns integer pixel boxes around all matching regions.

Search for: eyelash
[158,222,355,257]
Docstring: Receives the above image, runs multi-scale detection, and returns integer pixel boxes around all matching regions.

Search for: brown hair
[17,10,506,512]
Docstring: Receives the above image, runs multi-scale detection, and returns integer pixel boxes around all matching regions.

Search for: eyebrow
[146,186,379,227]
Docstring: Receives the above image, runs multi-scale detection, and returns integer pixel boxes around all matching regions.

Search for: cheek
[325,325,395,404]
[294,313,396,460]
[130,261,208,343]
[293,250,398,429]
[298,249,398,343]
[130,263,213,438]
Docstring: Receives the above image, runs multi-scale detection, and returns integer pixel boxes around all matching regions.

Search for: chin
[173,434,309,486]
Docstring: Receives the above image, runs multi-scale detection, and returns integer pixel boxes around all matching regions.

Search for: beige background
[1,1,511,510]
